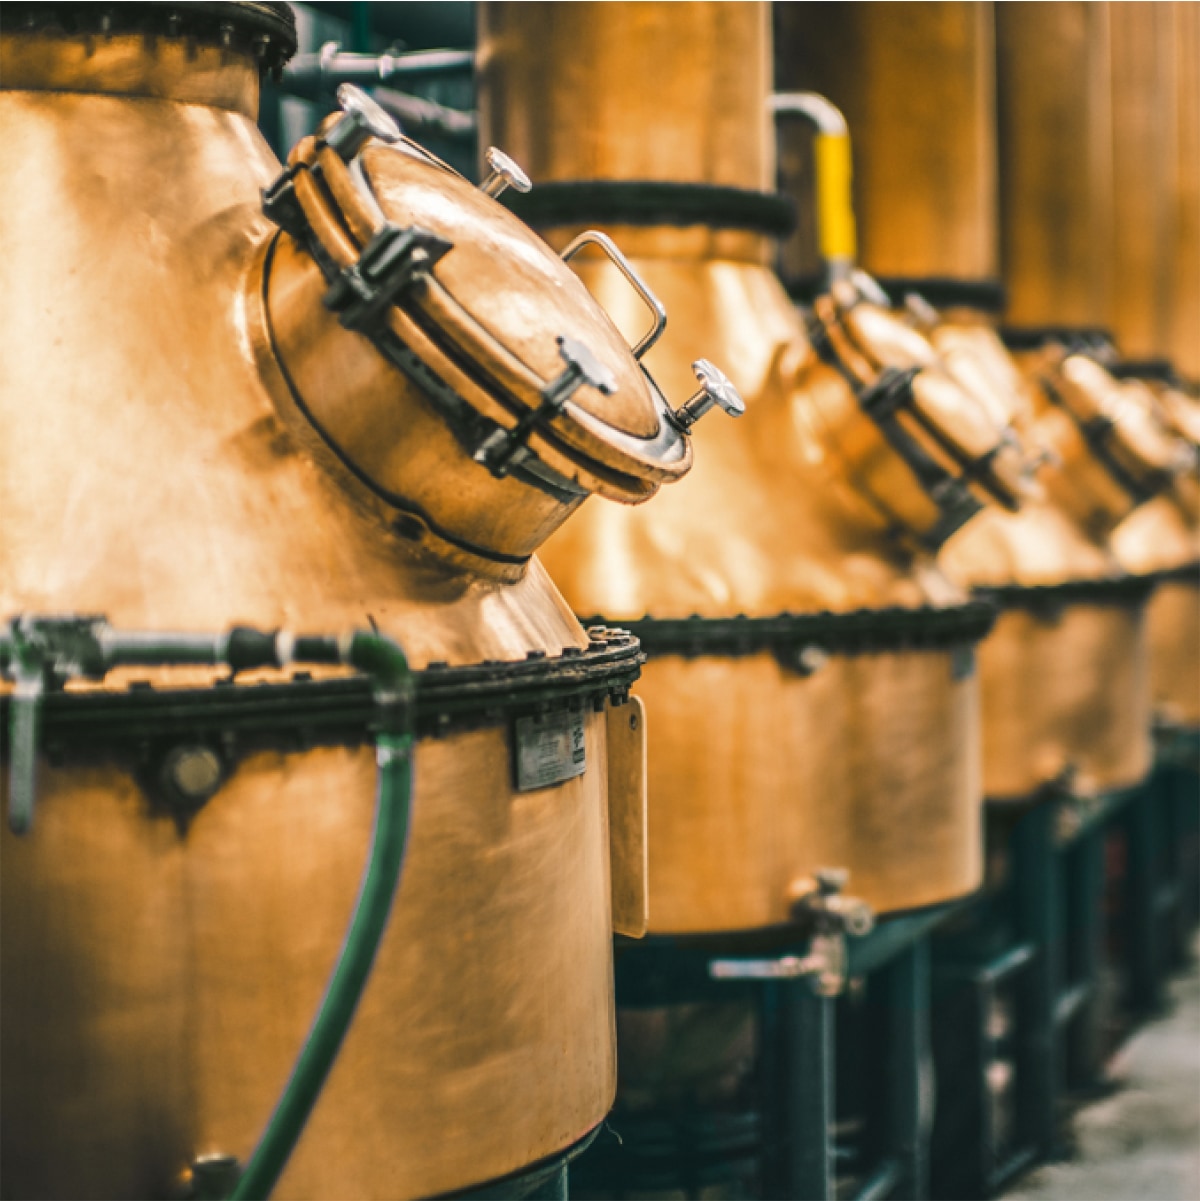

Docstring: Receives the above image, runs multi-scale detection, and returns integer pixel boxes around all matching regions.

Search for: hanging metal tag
[605,695,649,938]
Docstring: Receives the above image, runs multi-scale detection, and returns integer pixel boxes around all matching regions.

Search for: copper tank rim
[614,886,986,951]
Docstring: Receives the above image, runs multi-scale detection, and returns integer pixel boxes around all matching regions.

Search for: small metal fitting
[479,147,532,199]
[670,360,746,431]
[188,1154,241,1201]
[473,335,617,477]
[795,645,829,676]
[161,745,226,812]
[708,933,847,998]
[543,335,618,405]
[324,83,402,162]
[790,867,875,938]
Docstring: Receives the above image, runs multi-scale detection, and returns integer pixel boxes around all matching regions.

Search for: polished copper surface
[0,32,695,1198]
[480,1,989,923]
[0,30,261,116]
[973,603,1151,800]
[996,2,1115,328]
[775,1,999,284]
[479,1,771,190]
[636,649,981,933]
[998,3,1199,364]
[1109,1,1176,360]
[1141,579,1200,727]
[1168,1,1200,379]
[3,729,617,1201]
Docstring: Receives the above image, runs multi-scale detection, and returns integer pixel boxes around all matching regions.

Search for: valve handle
[480,147,533,199]
[671,360,746,430]
[324,83,402,162]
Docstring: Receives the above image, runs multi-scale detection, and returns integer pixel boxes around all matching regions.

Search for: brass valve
[707,867,874,997]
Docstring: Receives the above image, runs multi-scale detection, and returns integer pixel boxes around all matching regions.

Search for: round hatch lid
[811,283,1035,513]
[260,88,748,501]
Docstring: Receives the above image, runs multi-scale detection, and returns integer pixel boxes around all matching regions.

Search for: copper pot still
[0,3,733,1197]
[473,0,1050,930]
[776,1,1197,795]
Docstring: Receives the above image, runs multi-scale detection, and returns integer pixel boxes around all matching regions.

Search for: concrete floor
[1005,954,1200,1201]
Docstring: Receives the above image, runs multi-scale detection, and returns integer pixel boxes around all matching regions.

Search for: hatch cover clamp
[473,334,618,478]
[323,223,454,335]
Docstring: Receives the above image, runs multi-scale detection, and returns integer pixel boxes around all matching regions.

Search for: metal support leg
[1064,825,1106,1089]
[1011,800,1061,1159]
[881,941,931,1200]
[1123,784,1162,1017]
[1159,763,1193,970]
[766,979,835,1201]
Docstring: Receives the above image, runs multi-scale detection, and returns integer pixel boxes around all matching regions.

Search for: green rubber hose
[230,632,415,1200]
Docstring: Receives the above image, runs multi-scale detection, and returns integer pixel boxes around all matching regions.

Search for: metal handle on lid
[561,230,668,361]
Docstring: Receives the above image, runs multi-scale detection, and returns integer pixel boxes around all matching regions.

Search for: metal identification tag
[514,710,587,791]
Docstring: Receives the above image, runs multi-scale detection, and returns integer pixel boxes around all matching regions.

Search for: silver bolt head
[484,146,532,194]
[164,746,224,806]
[692,360,746,417]
[796,645,829,676]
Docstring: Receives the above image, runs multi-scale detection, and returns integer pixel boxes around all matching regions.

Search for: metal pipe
[371,86,476,140]
[772,92,857,284]
[281,42,474,101]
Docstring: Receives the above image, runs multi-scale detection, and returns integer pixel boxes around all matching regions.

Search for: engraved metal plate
[514,709,586,791]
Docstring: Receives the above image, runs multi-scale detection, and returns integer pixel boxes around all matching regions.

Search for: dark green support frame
[575,906,953,1201]
[930,774,1184,1200]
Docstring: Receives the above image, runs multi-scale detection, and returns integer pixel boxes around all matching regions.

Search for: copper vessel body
[936,324,1170,797]
[943,500,1152,798]
[969,603,1151,800]
[1114,494,1200,726]
[635,650,981,932]
[1108,1,1178,360]
[1140,578,1200,727]
[478,1,771,190]
[996,2,1116,329]
[0,44,630,1199]
[998,2,1199,368]
[774,0,999,284]
[481,1,986,925]
[1168,1,1200,378]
